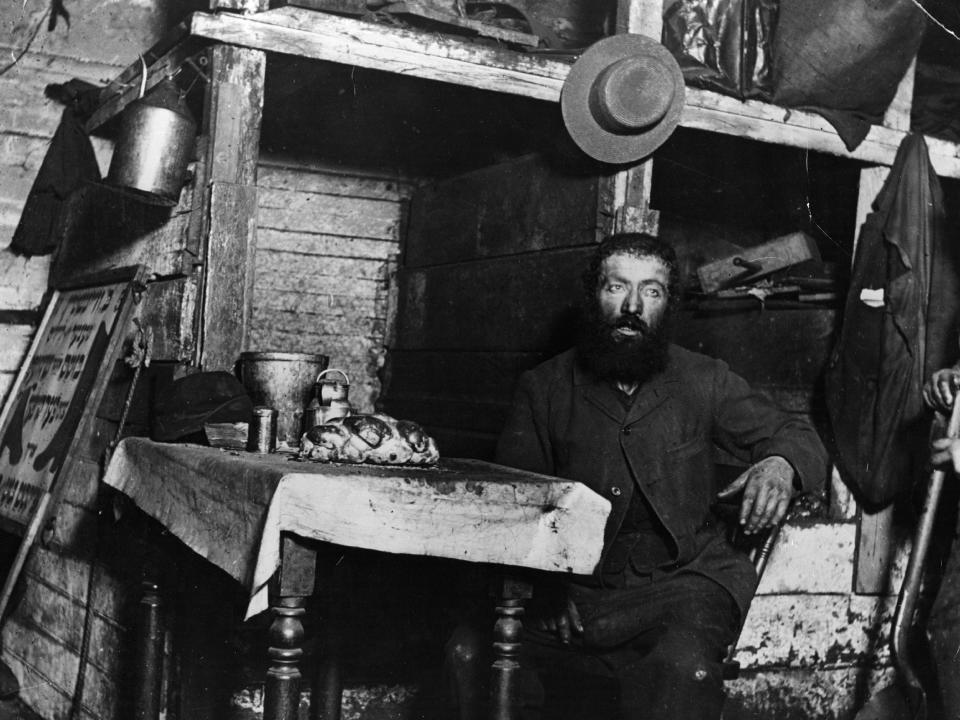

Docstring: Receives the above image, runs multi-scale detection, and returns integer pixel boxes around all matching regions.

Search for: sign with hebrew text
[0,279,133,533]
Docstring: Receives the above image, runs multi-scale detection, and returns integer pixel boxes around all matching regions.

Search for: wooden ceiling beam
[87,6,960,178]
[189,6,568,100]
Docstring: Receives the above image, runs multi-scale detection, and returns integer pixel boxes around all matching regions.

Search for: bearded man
[449,233,827,720]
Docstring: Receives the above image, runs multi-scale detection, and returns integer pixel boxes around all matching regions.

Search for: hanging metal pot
[105,57,196,207]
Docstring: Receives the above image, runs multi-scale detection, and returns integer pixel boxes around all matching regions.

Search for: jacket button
[622,426,631,435]
[611,486,622,496]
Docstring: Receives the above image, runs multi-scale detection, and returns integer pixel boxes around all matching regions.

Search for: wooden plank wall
[0,11,175,716]
[0,1,184,410]
[249,157,415,412]
[381,154,602,458]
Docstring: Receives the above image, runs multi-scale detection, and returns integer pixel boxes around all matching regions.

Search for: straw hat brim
[561,34,685,165]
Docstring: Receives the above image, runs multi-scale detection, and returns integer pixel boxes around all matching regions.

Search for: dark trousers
[445,572,740,720]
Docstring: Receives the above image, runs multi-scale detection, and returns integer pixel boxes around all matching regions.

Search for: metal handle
[316,368,350,385]
[732,257,763,274]
[137,55,148,99]
[890,397,960,717]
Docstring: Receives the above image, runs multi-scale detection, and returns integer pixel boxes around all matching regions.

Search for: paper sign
[0,281,130,533]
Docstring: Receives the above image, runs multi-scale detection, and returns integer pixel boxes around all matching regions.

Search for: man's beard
[576,305,672,385]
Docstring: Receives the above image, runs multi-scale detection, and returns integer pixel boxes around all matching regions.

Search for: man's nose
[622,290,642,314]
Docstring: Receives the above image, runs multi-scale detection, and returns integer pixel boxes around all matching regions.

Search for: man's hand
[534,594,583,644]
[923,368,960,413]
[716,455,795,535]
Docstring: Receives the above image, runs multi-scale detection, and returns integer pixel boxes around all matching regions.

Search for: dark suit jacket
[495,344,828,615]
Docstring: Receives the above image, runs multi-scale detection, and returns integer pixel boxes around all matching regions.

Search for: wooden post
[853,60,916,594]
[196,43,266,371]
[599,0,665,239]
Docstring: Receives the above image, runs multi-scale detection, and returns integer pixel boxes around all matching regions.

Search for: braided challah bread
[300,413,439,465]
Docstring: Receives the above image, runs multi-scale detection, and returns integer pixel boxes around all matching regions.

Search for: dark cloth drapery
[10,94,100,257]
[825,134,955,507]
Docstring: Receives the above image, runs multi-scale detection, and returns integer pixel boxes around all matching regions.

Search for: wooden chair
[721,517,785,680]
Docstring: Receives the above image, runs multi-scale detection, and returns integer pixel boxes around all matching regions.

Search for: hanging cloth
[10,92,101,257]
[825,134,951,507]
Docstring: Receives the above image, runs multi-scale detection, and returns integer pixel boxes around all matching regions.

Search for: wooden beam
[606,0,663,237]
[182,7,960,178]
[197,45,266,372]
[616,0,662,38]
[681,88,960,179]
[852,61,915,594]
[188,7,568,101]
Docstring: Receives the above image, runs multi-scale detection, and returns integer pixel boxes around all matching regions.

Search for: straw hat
[561,34,685,164]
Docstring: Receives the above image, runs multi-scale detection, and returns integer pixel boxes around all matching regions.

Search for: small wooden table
[102,437,610,720]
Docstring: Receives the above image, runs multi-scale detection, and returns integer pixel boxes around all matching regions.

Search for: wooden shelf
[87,4,960,179]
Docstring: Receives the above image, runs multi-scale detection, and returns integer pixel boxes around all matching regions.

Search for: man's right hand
[924,368,960,413]
[534,595,583,644]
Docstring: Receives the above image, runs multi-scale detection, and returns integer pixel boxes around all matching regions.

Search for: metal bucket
[238,351,329,448]
[105,59,196,207]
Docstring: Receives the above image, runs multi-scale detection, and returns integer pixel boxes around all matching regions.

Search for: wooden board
[696,231,820,293]
[393,246,590,352]
[405,154,599,269]
[49,183,193,286]
[201,182,259,371]
[197,44,266,373]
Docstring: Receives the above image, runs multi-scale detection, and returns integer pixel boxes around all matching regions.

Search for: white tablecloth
[102,437,610,618]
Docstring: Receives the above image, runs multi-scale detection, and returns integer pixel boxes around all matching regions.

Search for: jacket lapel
[572,355,679,426]
[574,362,625,424]
[624,371,678,426]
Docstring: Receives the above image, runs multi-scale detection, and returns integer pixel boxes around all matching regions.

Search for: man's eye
[607,283,623,292]
[643,287,662,299]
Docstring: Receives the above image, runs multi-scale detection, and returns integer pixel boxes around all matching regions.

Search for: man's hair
[582,233,682,309]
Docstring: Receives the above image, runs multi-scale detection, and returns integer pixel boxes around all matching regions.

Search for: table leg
[311,549,346,720]
[264,534,319,720]
[264,596,307,720]
[134,580,164,720]
[489,577,532,720]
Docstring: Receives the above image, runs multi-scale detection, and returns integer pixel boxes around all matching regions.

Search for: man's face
[596,253,670,341]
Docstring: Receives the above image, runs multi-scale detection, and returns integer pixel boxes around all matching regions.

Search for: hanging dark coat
[825,134,954,507]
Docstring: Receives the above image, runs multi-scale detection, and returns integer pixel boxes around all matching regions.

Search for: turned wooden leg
[264,534,318,720]
[264,596,307,720]
[134,580,164,720]
[489,577,532,720]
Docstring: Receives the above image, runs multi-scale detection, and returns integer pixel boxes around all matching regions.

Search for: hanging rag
[770,0,926,151]
[10,82,101,257]
[825,134,957,507]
